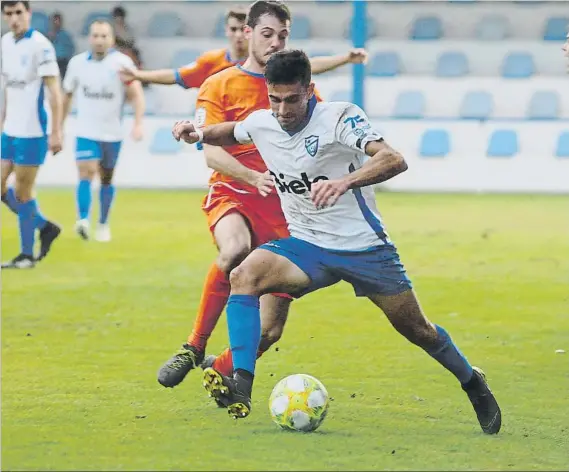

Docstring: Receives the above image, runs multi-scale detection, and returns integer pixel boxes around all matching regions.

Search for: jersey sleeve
[233,109,266,144]
[62,56,79,93]
[335,104,383,154]
[175,56,212,89]
[195,77,226,127]
[35,38,59,77]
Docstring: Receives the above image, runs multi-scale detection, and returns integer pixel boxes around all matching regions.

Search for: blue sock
[31,199,47,230]
[18,200,36,257]
[76,179,92,220]
[99,184,115,224]
[226,294,261,375]
[425,325,473,384]
[1,187,19,214]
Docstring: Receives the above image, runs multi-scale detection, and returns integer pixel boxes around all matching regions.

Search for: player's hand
[172,120,200,144]
[119,67,138,84]
[131,123,144,141]
[347,49,368,65]
[311,179,350,209]
[49,129,63,155]
[252,170,275,197]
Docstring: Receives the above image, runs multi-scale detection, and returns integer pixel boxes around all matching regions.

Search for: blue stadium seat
[411,16,443,40]
[170,49,201,68]
[460,91,493,120]
[330,90,351,102]
[345,17,378,40]
[368,52,401,77]
[475,15,509,40]
[487,130,518,158]
[556,131,569,158]
[502,52,535,78]
[290,15,311,40]
[527,91,560,120]
[31,11,49,35]
[214,14,226,38]
[393,91,425,119]
[420,129,450,158]
[543,17,569,41]
[147,12,185,37]
[82,12,112,35]
[150,128,183,154]
[436,52,469,77]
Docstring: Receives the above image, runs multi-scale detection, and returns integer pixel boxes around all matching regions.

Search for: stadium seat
[82,12,112,35]
[31,11,49,35]
[475,15,509,40]
[460,91,493,120]
[330,90,351,102]
[392,91,425,119]
[368,52,401,77]
[290,15,311,40]
[543,17,569,41]
[214,14,226,38]
[556,131,569,158]
[436,52,469,77]
[501,52,535,78]
[527,91,560,120]
[150,128,183,154]
[344,17,378,40]
[420,129,450,158]
[170,49,201,68]
[147,12,185,37]
[410,16,443,40]
[487,130,518,158]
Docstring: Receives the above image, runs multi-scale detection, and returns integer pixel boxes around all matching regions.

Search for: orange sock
[187,263,230,352]
[212,346,269,377]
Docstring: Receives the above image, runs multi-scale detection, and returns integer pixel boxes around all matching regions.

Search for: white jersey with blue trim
[234,100,390,251]
[1,29,59,138]
[63,50,135,142]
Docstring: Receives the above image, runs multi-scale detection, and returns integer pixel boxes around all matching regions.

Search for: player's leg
[368,290,501,434]
[157,211,253,388]
[75,138,100,240]
[95,141,121,242]
[1,134,18,214]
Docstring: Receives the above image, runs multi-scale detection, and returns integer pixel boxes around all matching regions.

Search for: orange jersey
[174,48,245,89]
[196,65,323,193]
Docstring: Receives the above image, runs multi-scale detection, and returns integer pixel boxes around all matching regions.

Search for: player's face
[268,82,315,131]
[89,23,115,56]
[226,17,247,55]
[2,2,31,36]
[246,14,290,67]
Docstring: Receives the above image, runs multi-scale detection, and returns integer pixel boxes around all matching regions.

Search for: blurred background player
[158,1,310,389]
[1,0,63,269]
[119,6,368,89]
[563,31,569,73]
[46,12,75,80]
[62,20,145,242]
[174,50,501,435]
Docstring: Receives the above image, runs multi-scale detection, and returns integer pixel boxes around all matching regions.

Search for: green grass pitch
[2,190,568,471]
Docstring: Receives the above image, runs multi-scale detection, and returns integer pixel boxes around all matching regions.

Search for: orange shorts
[202,184,289,248]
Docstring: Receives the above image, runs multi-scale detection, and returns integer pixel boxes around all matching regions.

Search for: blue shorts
[260,237,413,298]
[1,133,48,166]
[76,137,122,169]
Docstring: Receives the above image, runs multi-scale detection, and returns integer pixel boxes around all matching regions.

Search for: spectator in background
[111,5,143,71]
[47,12,75,79]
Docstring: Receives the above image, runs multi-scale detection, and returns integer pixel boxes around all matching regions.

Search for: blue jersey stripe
[37,83,47,136]
[349,163,386,240]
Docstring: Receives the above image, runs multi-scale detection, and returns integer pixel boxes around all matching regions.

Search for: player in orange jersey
[157,1,330,390]
[119,6,368,88]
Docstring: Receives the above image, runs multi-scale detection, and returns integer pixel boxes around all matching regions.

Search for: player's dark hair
[246,0,291,29]
[1,1,30,11]
[225,7,247,24]
[265,49,311,88]
[112,6,126,18]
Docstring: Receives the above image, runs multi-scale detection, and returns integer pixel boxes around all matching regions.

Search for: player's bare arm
[43,75,63,154]
[1,87,6,133]
[120,67,176,85]
[310,49,368,75]
[172,120,274,196]
[311,140,407,209]
[125,79,145,141]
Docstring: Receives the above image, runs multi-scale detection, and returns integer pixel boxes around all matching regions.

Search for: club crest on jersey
[304,135,319,157]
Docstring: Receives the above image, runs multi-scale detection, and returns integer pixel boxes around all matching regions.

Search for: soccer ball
[268,374,330,432]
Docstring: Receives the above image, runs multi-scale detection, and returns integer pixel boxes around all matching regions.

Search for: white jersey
[234,100,390,251]
[1,29,59,138]
[63,50,135,142]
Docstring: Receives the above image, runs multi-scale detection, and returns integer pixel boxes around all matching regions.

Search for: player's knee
[228,263,263,295]
[14,182,33,202]
[100,168,114,185]
[217,244,250,274]
[398,317,437,347]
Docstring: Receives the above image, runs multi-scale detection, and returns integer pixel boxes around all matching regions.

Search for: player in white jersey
[62,20,145,242]
[172,50,502,434]
[563,31,569,73]
[1,1,63,269]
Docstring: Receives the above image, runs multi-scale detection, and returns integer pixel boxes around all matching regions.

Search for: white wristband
[195,126,204,143]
